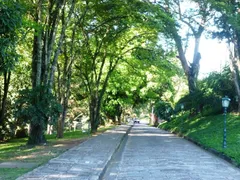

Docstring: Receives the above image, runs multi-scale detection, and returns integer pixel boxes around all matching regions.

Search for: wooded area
[1,0,240,145]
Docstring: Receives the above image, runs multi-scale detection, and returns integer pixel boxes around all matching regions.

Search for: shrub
[14,86,62,144]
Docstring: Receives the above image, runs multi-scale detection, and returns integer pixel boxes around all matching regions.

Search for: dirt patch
[5,138,88,166]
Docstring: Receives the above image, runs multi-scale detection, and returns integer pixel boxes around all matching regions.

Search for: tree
[210,0,240,112]
[20,0,76,144]
[103,46,178,124]
[74,0,162,132]
[0,0,25,140]
[154,0,213,93]
[55,13,81,138]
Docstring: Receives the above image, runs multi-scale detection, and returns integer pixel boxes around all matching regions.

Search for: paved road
[17,123,240,180]
[17,125,131,180]
[103,123,240,180]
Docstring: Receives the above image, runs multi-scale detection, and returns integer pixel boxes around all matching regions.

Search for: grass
[0,168,30,180]
[159,113,240,166]
[0,124,116,180]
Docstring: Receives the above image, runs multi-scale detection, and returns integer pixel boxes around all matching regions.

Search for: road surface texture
[17,123,240,180]
[102,123,240,180]
[17,125,131,180]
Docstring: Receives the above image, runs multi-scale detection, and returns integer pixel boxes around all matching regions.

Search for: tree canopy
[1,0,240,144]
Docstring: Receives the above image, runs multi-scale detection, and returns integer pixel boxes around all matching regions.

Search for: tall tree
[102,44,178,124]
[0,0,24,140]
[25,0,76,144]
[55,16,79,138]
[211,0,240,112]
[74,0,160,132]
[154,0,213,93]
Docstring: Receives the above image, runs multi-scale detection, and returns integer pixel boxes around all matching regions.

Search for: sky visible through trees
[1,0,240,145]
[188,38,229,78]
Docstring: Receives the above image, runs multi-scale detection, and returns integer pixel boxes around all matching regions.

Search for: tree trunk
[117,104,122,125]
[48,0,75,90]
[89,95,100,133]
[27,123,46,145]
[57,117,64,138]
[56,22,76,138]
[168,1,205,94]
[172,28,199,94]
[32,0,43,88]
[29,0,46,145]
[187,70,198,94]
[0,71,11,124]
[0,71,11,140]
[229,43,240,113]
[57,93,69,138]
[47,124,53,135]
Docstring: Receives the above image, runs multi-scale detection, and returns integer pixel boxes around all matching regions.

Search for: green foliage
[0,0,25,73]
[73,0,173,131]
[199,69,236,112]
[200,68,234,97]
[177,89,221,116]
[211,0,240,40]
[14,86,62,131]
[160,114,240,165]
[177,68,235,116]
[154,100,173,121]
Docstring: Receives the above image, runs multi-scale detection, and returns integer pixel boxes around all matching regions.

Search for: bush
[177,69,235,117]
[154,101,173,121]
[14,86,62,144]
[177,89,221,116]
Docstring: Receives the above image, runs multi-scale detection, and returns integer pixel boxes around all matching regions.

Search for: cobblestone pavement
[17,125,131,180]
[17,123,240,180]
[103,123,240,180]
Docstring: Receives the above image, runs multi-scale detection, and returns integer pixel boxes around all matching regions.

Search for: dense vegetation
[1,0,240,148]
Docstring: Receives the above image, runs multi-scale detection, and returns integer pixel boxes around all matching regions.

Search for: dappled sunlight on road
[128,124,177,137]
[105,130,126,134]
[128,133,175,137]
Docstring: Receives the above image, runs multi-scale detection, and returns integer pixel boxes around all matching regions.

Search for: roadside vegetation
[2,0,240,178]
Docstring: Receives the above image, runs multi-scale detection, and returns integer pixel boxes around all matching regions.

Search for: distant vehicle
[133,118,140,124]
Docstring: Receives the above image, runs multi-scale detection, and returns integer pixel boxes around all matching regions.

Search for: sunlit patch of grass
[96,124,116,133]
[159,113,240,165]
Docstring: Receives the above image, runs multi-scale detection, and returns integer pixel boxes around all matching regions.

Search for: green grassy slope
[159,114,240,165]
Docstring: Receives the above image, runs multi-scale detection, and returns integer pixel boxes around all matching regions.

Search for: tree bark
[57,78,71,138]
[56,14,77,138]
[165,1,206,94]
[30,0,45,145]
[89,95,100,133]
[48,0,75,90]
[0,71,11,140]
[28,123,46,145]
[229,43,240,113]
[32,0,43,88]
[173,30,200,93]
[0,71,10,123]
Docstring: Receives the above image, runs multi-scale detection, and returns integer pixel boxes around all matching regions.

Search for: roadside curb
[160,128,240,169]
[183,135,240,168]
[98,124,132,179]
